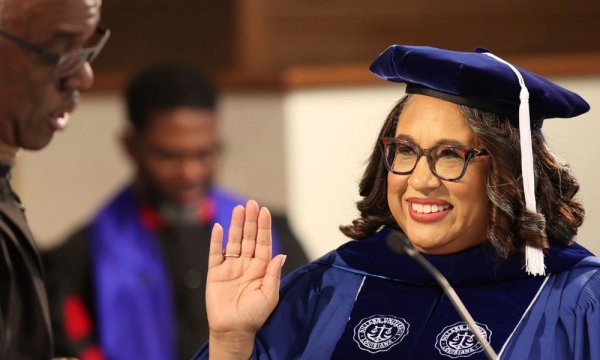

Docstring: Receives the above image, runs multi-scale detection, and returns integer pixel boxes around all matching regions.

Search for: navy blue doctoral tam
[370,45,590,124]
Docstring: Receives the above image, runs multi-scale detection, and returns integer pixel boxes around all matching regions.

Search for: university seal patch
[435,322,492,358]
[353,314,410,353]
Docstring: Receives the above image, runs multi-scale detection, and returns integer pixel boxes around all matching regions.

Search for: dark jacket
[0,173,52,359]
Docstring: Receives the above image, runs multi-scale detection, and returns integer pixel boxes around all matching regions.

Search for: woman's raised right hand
[205,200,286,359]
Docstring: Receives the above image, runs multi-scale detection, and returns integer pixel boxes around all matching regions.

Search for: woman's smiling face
[387,95,491,254]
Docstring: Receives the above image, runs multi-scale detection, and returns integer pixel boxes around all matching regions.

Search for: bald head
[0,0,103,150]
[0,0,31,29]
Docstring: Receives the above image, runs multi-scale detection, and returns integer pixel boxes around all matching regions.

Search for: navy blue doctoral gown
[195,227,600,359]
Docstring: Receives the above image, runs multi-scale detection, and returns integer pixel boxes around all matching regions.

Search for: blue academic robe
[194,227,600,359]
[90,185,282,360]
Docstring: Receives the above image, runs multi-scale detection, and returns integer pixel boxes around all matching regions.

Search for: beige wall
[13,77,600,259]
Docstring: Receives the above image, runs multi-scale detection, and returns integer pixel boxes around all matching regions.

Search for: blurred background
[12,0,600,258]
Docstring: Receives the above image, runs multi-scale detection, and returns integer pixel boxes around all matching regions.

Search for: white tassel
[525,244,546,276]
[483,52,546,276]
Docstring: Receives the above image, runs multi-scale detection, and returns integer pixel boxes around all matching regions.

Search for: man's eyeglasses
[380,137,489,181]
[0,26,110,79]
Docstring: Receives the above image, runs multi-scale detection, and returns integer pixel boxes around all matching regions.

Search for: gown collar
[334,227,592,286]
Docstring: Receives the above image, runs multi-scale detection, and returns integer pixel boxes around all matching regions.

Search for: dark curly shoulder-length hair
[340,95,585,259]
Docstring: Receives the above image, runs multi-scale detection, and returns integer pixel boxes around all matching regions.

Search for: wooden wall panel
[92,0,235,88]
[245,0,600,70]
[90,0,600,90]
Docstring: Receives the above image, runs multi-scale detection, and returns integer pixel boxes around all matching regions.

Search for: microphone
[385,229,499,360]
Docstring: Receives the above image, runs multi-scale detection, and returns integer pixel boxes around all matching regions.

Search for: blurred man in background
[0,0,108,358]
[43,65,308,360]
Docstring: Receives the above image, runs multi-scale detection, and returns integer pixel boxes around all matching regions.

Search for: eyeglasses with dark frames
[380,137,489,181]
[0,26,110,79]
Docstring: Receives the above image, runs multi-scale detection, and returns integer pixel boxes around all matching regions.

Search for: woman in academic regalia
[194,45,600,359]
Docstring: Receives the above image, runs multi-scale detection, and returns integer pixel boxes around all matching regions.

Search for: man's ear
[120,129,138,160]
